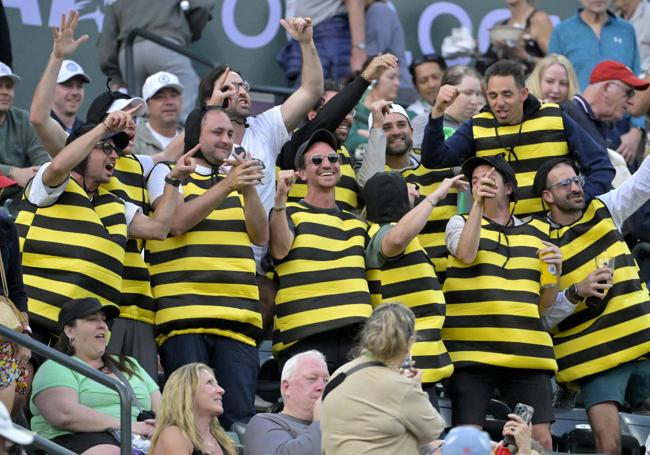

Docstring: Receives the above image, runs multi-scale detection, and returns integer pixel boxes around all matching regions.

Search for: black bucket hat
[364,171,411,224]
[532,157,580,197]
[58,297,120,333]
[462,155,518,202]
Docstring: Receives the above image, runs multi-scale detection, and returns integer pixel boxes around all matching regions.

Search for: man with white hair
[51,59,90,134]
[244,350,328,455]
[133,71,183,156]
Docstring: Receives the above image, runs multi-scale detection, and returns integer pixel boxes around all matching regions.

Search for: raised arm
[270,170,296,260]
[30,10,88,156]
[345,0,367,73]
[356,99,391,187]
[279,17,324,131]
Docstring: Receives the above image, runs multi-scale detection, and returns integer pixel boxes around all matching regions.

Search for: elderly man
[133,71,183,156]
[244,350,328,455]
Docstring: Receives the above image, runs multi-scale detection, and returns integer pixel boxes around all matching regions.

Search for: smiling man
[421,59,615,218]
[51,59,90,134]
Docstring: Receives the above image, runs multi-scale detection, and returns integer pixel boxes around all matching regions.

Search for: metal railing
[0,325,133,455]
[124,28,294,100]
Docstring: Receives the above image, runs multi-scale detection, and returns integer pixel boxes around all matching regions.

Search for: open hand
[52,10,89,59]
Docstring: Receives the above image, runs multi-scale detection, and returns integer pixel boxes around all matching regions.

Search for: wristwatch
[164,176,181,187]
[566,284,581,304]
[353,42,366,50]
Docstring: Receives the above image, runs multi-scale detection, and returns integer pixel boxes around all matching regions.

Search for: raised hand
[431,85,460,118]
[538,240,562,279]
[473,167,497,207]
[169,144,198,181]
[209,66,237,107]
[280,17,313,43]
[52,10,89,59]
[362,53,398,82]
[276,169,297,202]
[429,174,467,204]
[223,153,265,192]
[369,99,392,129]
[102,104,141,133]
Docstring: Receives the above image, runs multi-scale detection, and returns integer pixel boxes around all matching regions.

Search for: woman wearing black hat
[29,298,160,454]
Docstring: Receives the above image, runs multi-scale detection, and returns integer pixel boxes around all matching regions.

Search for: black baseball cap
[462,155,518,201]
[532,157,580,197]
[65,122,130,152]
[294,129,338,169]
[57,297,120,333]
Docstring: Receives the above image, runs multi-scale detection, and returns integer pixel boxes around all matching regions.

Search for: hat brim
[58,73,91,84]
[145,83,184,101]
[108,98,147,117]
[0,426,34,445]
[0,74,20,85]
[294,129,339,169]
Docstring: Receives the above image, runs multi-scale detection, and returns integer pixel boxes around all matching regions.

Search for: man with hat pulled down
[532,153,650,455]
[442,154,561,449]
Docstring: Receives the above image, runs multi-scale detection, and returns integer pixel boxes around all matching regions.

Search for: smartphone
[503,403,534,446]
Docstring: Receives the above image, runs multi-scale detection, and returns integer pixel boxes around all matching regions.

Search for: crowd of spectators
[0,0,649,454]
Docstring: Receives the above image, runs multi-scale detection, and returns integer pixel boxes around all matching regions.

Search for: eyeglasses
[95,141,123,156]
[546,175,585,191]
[231,80,250,92]
[310,153,339,166]
[608,81,635,99]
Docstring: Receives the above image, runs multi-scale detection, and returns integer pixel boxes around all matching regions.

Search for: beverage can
[540,261,557,288]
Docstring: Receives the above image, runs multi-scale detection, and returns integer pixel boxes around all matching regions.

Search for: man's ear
[307,110,317,122]
[296,168,307,181]
[541,189,554,205]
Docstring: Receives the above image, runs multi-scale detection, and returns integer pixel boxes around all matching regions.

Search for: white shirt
[146,122,177,150]
[27,163,140,225]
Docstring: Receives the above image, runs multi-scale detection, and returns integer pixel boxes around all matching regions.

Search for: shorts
[51,431,119,453]
[448,365,554,426]
[0,342,28,395]
[580,359,650,411]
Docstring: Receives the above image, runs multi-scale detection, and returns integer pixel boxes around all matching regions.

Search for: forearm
[345,0,366,49]
[382,197,436,257]
[168,181,232,236]
[141,183,180,239]
[539,286,559,310]
[314,75,369,132]
[455,202,482,263]
[47,402,120,433]
[31,53,63,127]
[356,128,386,188]
[421,116,465,168]
[43,125,103,186]
[150,132,184,166]
[270,210,293,260]
[243,188,269,246]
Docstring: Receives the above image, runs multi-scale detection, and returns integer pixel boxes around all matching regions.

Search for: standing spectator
[244,350,328,455]
[613,0,650,71]
[443,155,560,449]
[51,60,90,134]
[277,0,366,85]
[421,59,614,217]
[146,107,267,429]
[532,156,650,455]
[526,54,580,104]
[133,71,183,156]
[0,63,50,214]
[406,54,447,118]
[321,303,445,454]
[270,129,372,373]
[98,0,214,121]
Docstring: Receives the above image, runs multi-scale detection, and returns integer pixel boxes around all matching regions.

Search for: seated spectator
[244,350,328,455]
[526,54,580,104]
[133,71,184,156]
[51,59,90,134]
[30,298,160,454]
[321,302,445,454]
[427,426,491,455]
[0,401,33,455]
[496,412,547,455]
[345,57,401,162]
[151,362,236,455]
[0,62,50,214]
[406,54,447,118]
[412,65,483,148]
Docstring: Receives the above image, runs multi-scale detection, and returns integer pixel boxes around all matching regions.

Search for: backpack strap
[322,361,383,401]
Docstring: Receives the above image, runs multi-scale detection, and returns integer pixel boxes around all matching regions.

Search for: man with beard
[277,53,398,212]
[421,59,614,218]
[50,59,89,134]
[532,156,650,455]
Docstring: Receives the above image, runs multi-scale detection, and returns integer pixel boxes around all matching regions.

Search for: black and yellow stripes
[273,202,372,353]
[472,103,570,216]
[102,154,154,323]
[283,145,360,212]
[550,199,650,383]
[16,179,126,331]
[442,217,557,371]
[147,169,261,347]
[367,223,453,384]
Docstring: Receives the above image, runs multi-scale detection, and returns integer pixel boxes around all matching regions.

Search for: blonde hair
[151,363,236,455]
[526,54,579,102]
[357,302,415,365]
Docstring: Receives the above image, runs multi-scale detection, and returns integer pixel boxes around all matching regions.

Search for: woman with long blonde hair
[151,363,236,455]
[526,54,580,104]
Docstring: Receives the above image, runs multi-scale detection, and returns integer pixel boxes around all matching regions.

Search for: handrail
[0,325,133,455]
[124,28,293,100]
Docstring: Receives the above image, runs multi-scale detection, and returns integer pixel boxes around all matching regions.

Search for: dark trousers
[159,333,258,430]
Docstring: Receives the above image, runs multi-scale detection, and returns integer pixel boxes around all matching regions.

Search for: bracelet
[424,197,436,208]
[272,205,286,211]
[164,176,181,187]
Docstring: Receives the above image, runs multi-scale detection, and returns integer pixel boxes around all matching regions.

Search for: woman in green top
[30,298,160,455]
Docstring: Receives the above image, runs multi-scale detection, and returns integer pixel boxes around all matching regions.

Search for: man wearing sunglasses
[270,129,372,374]
[15,109,195,359]
[532,155,650,455]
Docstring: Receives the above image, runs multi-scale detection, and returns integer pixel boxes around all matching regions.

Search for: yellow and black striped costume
[101,154,154,324]
[367,223,453,384]
[147,168,261,347]
[273,202,372,354]
[283,145,360,212]
[472,103,570,216]
[550,199,650,383]
[16,178,127,332]
[442,217,558,372]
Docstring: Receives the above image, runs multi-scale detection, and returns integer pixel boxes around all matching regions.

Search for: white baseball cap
[142,71,184,102]
[107,97,147,117]
[0,402,33,445]
[0,62,21,85]
[367,103,412,130]
[57,59,91,84]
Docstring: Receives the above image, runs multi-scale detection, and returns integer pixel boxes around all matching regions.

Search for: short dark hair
[484,59,527,89]
[198,64,242,108]
[312,79,341,111]
[408,54,447,85]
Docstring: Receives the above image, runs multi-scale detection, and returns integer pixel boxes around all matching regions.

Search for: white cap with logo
[57,59,91,84]
[367,103,412,130]
[0,62,21,85]
[142,71,184,102]
[0,401,33,445]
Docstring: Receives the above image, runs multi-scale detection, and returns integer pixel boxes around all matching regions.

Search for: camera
[137,409,156,421]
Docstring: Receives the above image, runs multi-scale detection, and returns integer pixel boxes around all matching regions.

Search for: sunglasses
[546,175,585,191]
[95,141,123,156]
[608,81,635,99]
[310,153,340,166]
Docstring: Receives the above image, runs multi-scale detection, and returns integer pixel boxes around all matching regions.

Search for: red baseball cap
[0,172,16,189]
[589,60,649,90]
